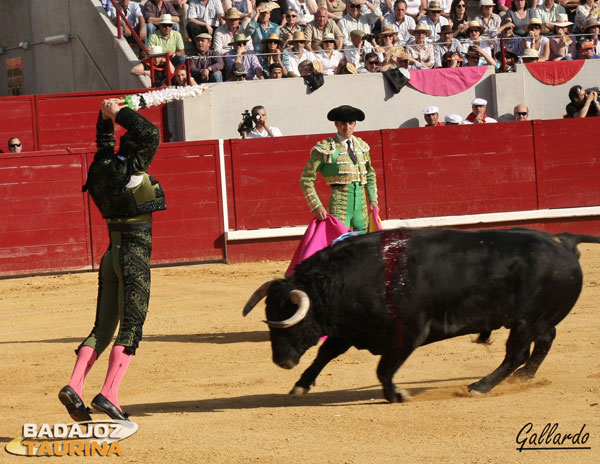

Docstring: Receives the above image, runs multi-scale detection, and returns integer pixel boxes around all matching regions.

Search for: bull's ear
[242,280,276,316]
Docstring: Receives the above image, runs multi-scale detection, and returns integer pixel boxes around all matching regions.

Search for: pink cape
[285,215,348,276]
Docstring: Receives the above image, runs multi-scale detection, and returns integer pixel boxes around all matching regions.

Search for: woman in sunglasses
[450,0,471,39]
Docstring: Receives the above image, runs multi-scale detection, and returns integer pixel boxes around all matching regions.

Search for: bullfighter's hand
[101,98,126,121]
[313,205,328,221]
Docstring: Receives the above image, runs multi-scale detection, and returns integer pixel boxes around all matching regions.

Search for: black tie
[347,140,358,164]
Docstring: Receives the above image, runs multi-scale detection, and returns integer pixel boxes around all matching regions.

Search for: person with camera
[338,0,382,47]
[565,85,600,118]
[239,105,283,138]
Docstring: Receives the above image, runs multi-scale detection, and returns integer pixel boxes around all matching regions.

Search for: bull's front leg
[290,337,351,396]
[376,345,415,403]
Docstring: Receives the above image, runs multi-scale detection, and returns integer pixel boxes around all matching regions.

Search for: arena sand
[0,245,599,463]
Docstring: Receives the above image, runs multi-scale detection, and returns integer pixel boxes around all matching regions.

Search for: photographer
[566,85,600,118]
[239,106,283,138]
[338,0,382,48]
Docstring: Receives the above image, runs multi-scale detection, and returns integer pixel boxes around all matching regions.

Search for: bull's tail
[555,232,600,257]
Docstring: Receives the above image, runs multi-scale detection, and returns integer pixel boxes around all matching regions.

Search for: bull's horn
[243,280,275,316]
[266,290,310,329]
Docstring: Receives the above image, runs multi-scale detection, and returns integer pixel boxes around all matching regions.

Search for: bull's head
[243,279,321,369]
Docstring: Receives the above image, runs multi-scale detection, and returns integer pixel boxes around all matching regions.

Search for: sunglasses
[367,60,378,65]
[515,112,528,116]
[457,3,466,6]
[160,24,173,28]
[9,143,21,148]
[350,4,361,8]
[286,14,297,18]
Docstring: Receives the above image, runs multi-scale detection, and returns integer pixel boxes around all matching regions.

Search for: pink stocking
[100,345,132,411]
[68,346,98,398]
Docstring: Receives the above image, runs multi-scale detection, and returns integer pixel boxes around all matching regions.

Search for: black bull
[243,227,600,402]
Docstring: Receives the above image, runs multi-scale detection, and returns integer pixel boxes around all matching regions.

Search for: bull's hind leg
[290,337,351,396]
[512,327,556,380]
[468,324,533,394]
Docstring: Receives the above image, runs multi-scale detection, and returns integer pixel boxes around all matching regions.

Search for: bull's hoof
[467,381,491,395]
[289,385,309,396]
[383,388,411,403]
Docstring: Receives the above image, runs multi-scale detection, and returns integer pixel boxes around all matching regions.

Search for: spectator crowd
[100,0,600,84]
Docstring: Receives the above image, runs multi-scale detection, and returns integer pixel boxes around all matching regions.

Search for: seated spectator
[494,49,518,71]
[338,0,382,47]
[474,0,501,38]
[287,31,318,76]
[148,14,185,65]
[505,0,539,37]
[317,0,347,21]
[298,59,318,76]
[358,51,382,72]
[143,0,181,39]
[406,23,435,68]
[108,0,147,44]
[444,113,463,124]
[287,0,318,27]
[279,9,304,48]
[565,85,599,117]
[256,0,288,25]
[213,7,253,55]
[465,45,496,65]
[463,20,494,58]
[222,0,254,19]
[423,106,443,126]
[316,33,345,75]
[396,49,428,68]
[240,105,283,138]
[577,39,600,59]
[259,33,291,77]
[573,0,599,34]
[130,45,175,86]
[536,0,566,35]
[305,7,345,51]
[7,137,22,153]
[450,0,470,40]
[344,29,375,68]
[548,14,576,60]
[376,26,405,65]
[583,18,600,56]
[433,24,465,67]
[405,0,427,22]
[229,61,247,80]
[268,62,285,78]
[463,97,497,123]
[225,34,265,79]
[521,17,549,62]
[186,0,224,40]
[494,16,522,58]
[246,3,280,54]
[441,50,464,67]
[418,0,449,42]
[174,67,199,85]
[520,47,540,62]
[383,1,416,46]
[513,103,529,120]
[189,33,224,82]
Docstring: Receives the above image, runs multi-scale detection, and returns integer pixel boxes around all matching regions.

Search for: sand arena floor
[0,245,599,463]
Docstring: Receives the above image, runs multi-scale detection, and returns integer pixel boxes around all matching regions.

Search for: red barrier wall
[1,100,600,276]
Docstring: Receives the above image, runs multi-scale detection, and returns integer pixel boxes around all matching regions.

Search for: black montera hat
[327,105,365,122]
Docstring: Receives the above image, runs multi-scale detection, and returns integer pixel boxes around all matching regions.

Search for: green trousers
[79,227,152,356]
[328,182,367,230]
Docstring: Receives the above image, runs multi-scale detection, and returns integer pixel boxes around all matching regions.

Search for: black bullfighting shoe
[58,385,92,422]
[91,393,130,421]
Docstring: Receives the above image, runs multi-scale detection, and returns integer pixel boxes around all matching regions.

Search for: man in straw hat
[305,7,345,51]
[433,24,464,67]
[338,0,382,47]
[419,0,449,42]
[548,14,576,60]
[382,0,416,45]
[582,18,600,56]
[189,33,225,82]
[143,0,181,39]
[147,14,185,64]
[535,0,567,35]
[316,32,344,75]
[474,0,501,37]
[301,105,379,230]
[213,7,253,54]
[224,33,265,79]
[186,0,224,39]
[287,30,318,76]
[246,2,281,53]
[406,23,435,68]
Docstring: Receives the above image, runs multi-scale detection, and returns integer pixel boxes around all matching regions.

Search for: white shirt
[418,15,450,42]
[317,49,343,75]
[286,0,314,25]
[287,49,317,75]
[188,0,224,27]
[382,13,416,46]
[338,8,382,46]
[247,126,283,138]
[108,1,143,28]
